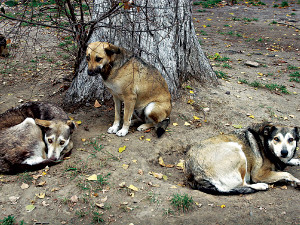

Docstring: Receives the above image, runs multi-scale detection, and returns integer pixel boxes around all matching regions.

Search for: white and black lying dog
[0,102,75,174]
[185,123,299,195]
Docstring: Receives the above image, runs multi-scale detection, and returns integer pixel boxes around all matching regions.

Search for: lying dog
[185,123,299,194]
[0,102,75,173]
[0,34,9,57]
[86,42,171,137]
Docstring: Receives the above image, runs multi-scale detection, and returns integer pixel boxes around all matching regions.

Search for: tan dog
[86,42,171,137]
[185,123,299,194]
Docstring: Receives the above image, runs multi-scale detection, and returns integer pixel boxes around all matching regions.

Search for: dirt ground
[0,0,300,224]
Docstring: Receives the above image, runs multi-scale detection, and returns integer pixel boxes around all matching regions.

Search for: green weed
[92,211,104,223]
[18,172,33,184]
[289,71,300,83]
[281,1,289,7]
[170,194,194,212]
[215,71,230,80]
[222,63,232,69]
[287,65,298,70]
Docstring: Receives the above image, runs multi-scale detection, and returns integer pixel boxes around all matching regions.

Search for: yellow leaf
[189,90,194,94]
[122,164,129,170]
[35,193,45,199]
[221,205,226,208]
[76,120,82,125]
[202,25,207,28]
[229,13,234,15]
[176,160,185,170]
[26,204,35,212]
[247,115,255,119]
[87,174,98,181]
[187,99,195,104]
[139,136,144,140]
[146,138,151,142]
[233,124,243,129]
[193,116,200,120]
[207,18,212,21]
[184,122,191,126]
[81,138,86,142]
[119,146,126,153]
[172,122,178,126]
[128,184,138,191]
[170,185,178,189]
[69,116,74,120]
[159,157,166,167]
[132,159,137,163]
[162,175,168,180]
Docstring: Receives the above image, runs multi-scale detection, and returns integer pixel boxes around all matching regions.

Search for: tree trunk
[64,0,217,105]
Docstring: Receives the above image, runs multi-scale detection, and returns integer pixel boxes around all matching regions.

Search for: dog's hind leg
[137,102,171,137]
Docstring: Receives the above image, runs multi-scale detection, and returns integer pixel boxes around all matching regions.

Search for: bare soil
[0,1,300,224]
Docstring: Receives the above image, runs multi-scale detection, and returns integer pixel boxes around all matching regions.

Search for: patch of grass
[163,208,175,216]
[200,30,207,36]
[18,172,33,184]
[243,17,259,22]
[170,194,194,212]
[289,71,300,83]
[287,65,298,70]
[273,4,279,7]
[0,215,16,225]
[92,211,104,223]
[238,79,248,84]
[76,209,88,218]
[222,63,232,69]
[281,1,289,7]
[215,71,230,80]
[270,20,278,24]
[265,84,289,94]
[209,53,230,62]
[249,81,263,88]
[148,191,160,204]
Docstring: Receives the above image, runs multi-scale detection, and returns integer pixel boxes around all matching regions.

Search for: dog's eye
[274,137,280,142]
[95,56,102,62]
[288,138,294,143]
[48,138,53,143]
[86,55,90,61]
[60,140,65,145]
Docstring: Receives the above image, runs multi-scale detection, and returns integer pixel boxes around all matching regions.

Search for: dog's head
[86,42,120,78]
[262,125,299,163]
[35,119,76,161]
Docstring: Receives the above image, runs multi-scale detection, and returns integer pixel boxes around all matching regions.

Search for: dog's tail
[188,179,258,195]
[156,118,170,138]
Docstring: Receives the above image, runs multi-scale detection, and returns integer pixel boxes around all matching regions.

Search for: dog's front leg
[286,159,300,166]
[108,95,122,134]
[116,97,136,137]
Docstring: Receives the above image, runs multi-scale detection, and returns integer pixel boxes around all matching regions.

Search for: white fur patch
[144,102,155,117]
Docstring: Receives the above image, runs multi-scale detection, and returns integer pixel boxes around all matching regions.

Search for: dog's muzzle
[281,149,288,158]
[87,69,99,76]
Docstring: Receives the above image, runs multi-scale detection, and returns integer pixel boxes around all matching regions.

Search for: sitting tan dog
[86,42,171,137]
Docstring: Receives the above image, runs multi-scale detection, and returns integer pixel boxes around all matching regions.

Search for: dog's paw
[287,159,300,166]
[116,128,128,137]
[108,125,119,134]
[250,183,269,191]
[137,124,151,131]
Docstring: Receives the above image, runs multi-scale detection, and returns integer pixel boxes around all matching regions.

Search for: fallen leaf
[280,185,288,190]
[184,122,191,126]
[76,120,82,125]
[41,201,49,207]
[193,116,200,120]
[159,157,166,167]
[35,193,45,199]
[176,160,185,170]
[132,159,137,163]
[70,195,78,203]
[9,196,19,204]
[187,99,195,104]
[32,174,42,180]
[26,204,35,212]
[21,183,29,190]
[38,181,46,186]
[170,185,178,189]
[101,196,107,202]
[94,100,101,108]
[87,174,98,181]
[119,182,126,188]
[96,203,104,208]
[233,124,243,129]
[119,146,126,153]
[138,169,143,175]
[128,184,139,191]
[220,204,226,208]
[122,164,129,169]
[247,114,255,119]
[162,175,168,180]
[51,187,60,192]
[172,122,178,126]
[189,90,194,94]
[146,138,151,142]
[149,172,163,179]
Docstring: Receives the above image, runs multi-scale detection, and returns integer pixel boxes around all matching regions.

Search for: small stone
[245,61,259,67]
[225,91,230,95]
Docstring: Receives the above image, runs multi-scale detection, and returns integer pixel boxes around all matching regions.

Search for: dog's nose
[281,149,288,158]
[87,70,96,76]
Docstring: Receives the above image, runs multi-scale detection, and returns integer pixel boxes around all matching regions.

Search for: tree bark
[64,0,217,105]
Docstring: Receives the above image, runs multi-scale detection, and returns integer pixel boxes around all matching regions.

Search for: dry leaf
[9,196,19,204]
[128,184,138,191]
[21,183,29,189]
[70,195,78,203]
[101,196,107,203]
[138,169,143,175]
[51,187,60,192]
[87,174,98,181]
[122,164,129,170]
[149,171,163,179]
[94,100,101,108]
[35,193,45,199]
[96,203,104,208]
[176,160,185,170]
[119,146,126,153]
[172,122,178,126]
[119,182,126,188]
[193,116,200,120]
[184,122,191,126]
[32,174,42,180]
[25,204,35,212]
[159,157,166,167]
[38,181,46,186]
[41,201,49,207]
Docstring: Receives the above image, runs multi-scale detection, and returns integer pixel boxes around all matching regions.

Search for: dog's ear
[261,124,276,136]
[67,120,76,134]
[105,44,120,56]
[35,119,52,127]
[293,127,299,142]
